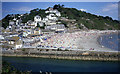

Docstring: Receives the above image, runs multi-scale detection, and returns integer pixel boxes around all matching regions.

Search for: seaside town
[1,2,120,73]
[0,7,119,51]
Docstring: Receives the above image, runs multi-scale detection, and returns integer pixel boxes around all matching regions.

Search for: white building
[56,12,61,17]
[23,29,34,37]
[45,8,61,17]
[45,20,56,26]
[23,32,29,37]
[13,18,17,21]
[7,36,22,49]
[45,24,66,31]
[0,35,4,40]
[46,14,58,20]
[27,20,35,25]
[16,19,22,25]
[34,15,42,27]
[9,20,15,25]
[42,18,49,23]
[45,8,58,14]
[34,28,41,35]
[27,20,36,28]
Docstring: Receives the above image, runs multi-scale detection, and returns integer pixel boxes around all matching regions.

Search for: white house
[27,20,35,25]
[34,28,41,35]
[45,8,58,13]
[25,29,33,35]
[45,20,56,26]
[46,14,58,20]
[16,19,22,25]
[45,8,61,17]
[7,36,22,49]
[56,12,61,17]
[45,24,66,31]
[23,32,29,37]
[42,18,49,23]
[9,20,15,25]
[34,15,42,27]
[13,18,17,21]
[9,25,12,29]
[27,20,36,28]
[0,35,4,40]
[8,21,15,30]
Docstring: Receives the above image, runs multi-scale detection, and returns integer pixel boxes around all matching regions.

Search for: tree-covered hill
[1,4,120,30]
[54,4,120,30]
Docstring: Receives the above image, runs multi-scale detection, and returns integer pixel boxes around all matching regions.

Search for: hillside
[55,5,120,30]
[1,4,120,30]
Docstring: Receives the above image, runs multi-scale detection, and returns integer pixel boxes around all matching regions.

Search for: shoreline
[97,32,118,51]
[2,50,120,61]
[74,30,117,51]
[1,30,119,61]
[2,54,119,62]
[97,31,119,51]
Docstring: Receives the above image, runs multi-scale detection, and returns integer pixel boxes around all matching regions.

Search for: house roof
[8,36,19,41]
[35,28,41,31]
[34,15,41,18]
[15,40,22,45]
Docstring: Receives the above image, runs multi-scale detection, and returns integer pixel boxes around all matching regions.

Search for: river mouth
[98,33,119,51]
[2,56,120,72]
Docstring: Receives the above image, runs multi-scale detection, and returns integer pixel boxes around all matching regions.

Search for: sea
[98,33,120,51]
[2,56,120,72]
[2,33,120,72]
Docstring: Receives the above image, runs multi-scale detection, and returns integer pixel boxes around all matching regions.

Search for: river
[2,56,119,72]
[2,33,120,72]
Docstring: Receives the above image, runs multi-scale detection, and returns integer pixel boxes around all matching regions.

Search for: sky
[1,2,119,20]
[1,0,120,2]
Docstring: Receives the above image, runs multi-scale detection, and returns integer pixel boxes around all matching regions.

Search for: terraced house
[7,36,23,49]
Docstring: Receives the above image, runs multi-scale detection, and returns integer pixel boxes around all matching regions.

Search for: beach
[34,30,118,52]
[1,30,119,61]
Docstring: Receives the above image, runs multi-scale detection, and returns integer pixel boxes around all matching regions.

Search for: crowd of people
[37,31,99,50]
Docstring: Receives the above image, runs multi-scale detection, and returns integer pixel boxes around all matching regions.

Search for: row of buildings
[1,8,67,49]
[7,8,65,32]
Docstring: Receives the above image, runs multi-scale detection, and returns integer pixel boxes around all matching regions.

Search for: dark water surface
[98,33,119,51]
[2,56,120,72]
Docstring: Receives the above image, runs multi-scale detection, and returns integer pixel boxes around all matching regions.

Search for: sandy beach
[2,30,119,61]
[35,30,118,52]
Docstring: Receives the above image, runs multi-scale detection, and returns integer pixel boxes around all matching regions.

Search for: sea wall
[2,49,120,61]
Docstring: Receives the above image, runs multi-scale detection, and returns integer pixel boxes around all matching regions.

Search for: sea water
[2,33,120,72]
[98,33,119,51]
[2,56,119,72]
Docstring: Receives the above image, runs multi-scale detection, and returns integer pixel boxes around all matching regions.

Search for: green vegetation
[40,23,45,29]
[22,48,25,51]
[60,20,69,28]
[36,23,40,27]
[2,8,47,29]
[65,49,69,51]
[2,61,31,74]
[21,9,47,23]
[0,20,2,27]
[36,23,45,29]
[1,4,120,30]
[57,48,62,51]
[53,4,120,30]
